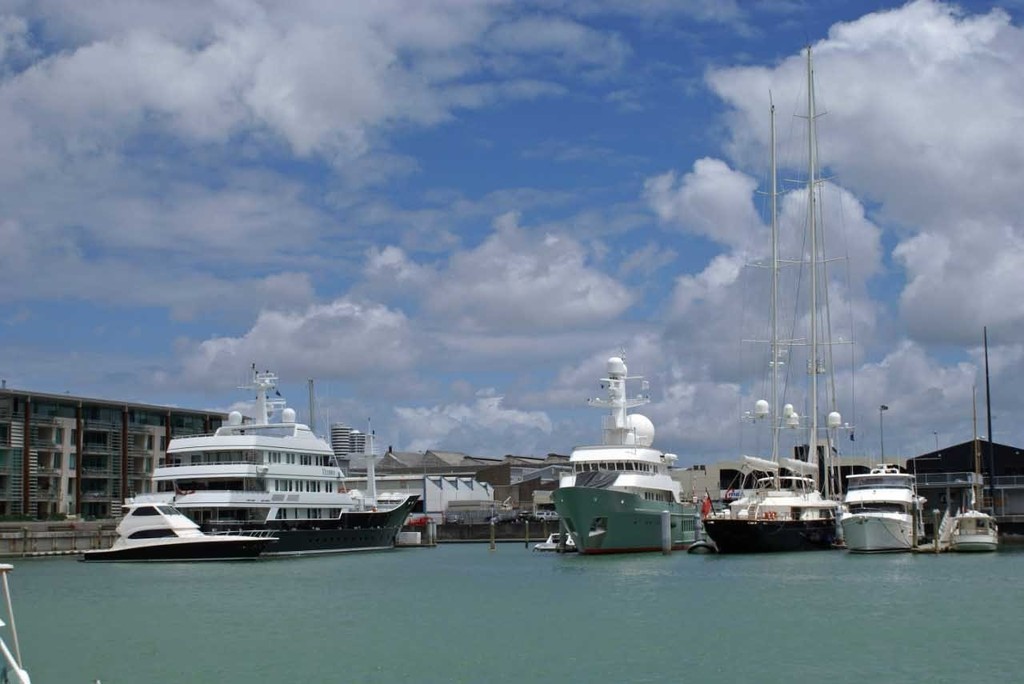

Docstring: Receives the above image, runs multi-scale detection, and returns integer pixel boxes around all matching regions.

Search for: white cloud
[896,221,1024,344]
[181,298,417,386]
[394,393,553,457]
[706,1,1024,350]
[643,158,762,249]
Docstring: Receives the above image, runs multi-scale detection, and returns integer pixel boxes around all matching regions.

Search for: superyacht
[131,367,417,556]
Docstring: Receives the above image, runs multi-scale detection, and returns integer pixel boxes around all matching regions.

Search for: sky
[2,0,1023,465]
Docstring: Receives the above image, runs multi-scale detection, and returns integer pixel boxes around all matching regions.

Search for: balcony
[913,472,978,487]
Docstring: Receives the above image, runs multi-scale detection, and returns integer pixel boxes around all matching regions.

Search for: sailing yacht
[949,356,999,553]
[703,47,844,553]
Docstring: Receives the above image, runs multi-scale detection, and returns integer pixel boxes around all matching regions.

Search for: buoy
[688,539,719,554]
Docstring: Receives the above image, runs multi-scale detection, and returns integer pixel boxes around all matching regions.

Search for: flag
[700,492,713,519]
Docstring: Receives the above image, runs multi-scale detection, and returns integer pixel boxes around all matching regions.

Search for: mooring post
[661,510,671,555]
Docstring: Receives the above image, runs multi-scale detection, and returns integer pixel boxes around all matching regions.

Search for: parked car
[532,509,560,522]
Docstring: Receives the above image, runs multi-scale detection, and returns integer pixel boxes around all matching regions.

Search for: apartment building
[0,387,225,519]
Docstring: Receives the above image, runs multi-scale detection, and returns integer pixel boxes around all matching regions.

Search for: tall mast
[769,95,781,489]
[972,385,982,507]
[308,379,316,435]
[984,327,995,508]
[806,46,821,492]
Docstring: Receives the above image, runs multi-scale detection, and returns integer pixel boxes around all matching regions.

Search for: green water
[10,543,1024,683]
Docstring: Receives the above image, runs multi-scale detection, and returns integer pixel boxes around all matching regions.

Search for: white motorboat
[132,367,418,556]
[948,509,998,552]
[840,465,925,553]
[81,502,273,562]
[533,532,576,553]
[946,367,999,553]
[0,565,30,684]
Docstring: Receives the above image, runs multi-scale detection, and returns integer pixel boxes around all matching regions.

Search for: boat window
[157,505,181,516]
[130,506,160,517]
[127,529,178,539]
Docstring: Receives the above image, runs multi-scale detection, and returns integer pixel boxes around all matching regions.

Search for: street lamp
[879,405,889,460]
[933,431,938,452]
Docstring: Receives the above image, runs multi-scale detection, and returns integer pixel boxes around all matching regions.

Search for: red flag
[700,494,713,519]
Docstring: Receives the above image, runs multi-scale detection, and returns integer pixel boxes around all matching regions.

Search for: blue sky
[2,0,1023,464]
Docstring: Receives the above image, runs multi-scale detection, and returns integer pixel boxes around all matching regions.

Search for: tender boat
[948,509,999,552]
[81,502,272,562]
[840,465,925,553]
[946,346,999,553]
[0,565,30,684]
[703,47,844,554]
[553,355,698,555]
[533,532,576,553]
[131,367,418,556]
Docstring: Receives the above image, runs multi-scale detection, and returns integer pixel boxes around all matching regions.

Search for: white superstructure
[557,355,682,506]
[135,368,374,525]
[840,464,924,553]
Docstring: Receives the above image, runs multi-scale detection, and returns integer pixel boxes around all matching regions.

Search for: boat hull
[702,517,837,554]
[201,496,419,556]
[80,537,270,562]
[841,513,916,553]
[553,487,697,555]
[949,536,998,552]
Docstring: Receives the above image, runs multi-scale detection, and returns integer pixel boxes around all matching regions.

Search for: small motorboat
[949,509,999,552]
[533,532,577,553]
[81,502,274,562]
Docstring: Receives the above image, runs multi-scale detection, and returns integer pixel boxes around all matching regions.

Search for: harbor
[0,519,574,557]
[10,543,1024,683]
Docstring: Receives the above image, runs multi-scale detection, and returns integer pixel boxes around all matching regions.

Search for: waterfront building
[327,422,371,470]
[347,450,570,520]
[0,387,225,519]
[908,440,1024,534]
[328,423,352,458]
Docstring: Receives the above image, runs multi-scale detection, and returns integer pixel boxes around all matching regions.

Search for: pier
[0,520,117,557]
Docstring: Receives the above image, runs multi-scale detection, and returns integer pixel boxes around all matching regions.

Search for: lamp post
[879,404,889,460]
[933,431,938,452]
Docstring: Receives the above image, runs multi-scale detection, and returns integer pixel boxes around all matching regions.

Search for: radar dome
[228,411,243,426]
[625,413,655,447]
[827,411,842,428]
[281,407,296,423]
[783,403,795,417]
[786,411,800,428]
[754,399,770,418]
[606,356,627,377]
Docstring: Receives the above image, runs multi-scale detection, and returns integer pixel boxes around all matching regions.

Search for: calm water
[10,543,1024,683]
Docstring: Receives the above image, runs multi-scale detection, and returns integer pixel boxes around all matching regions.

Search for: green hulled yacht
[553,355,698,554]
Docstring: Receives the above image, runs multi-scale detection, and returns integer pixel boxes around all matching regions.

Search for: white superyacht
[131,367,417,556]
